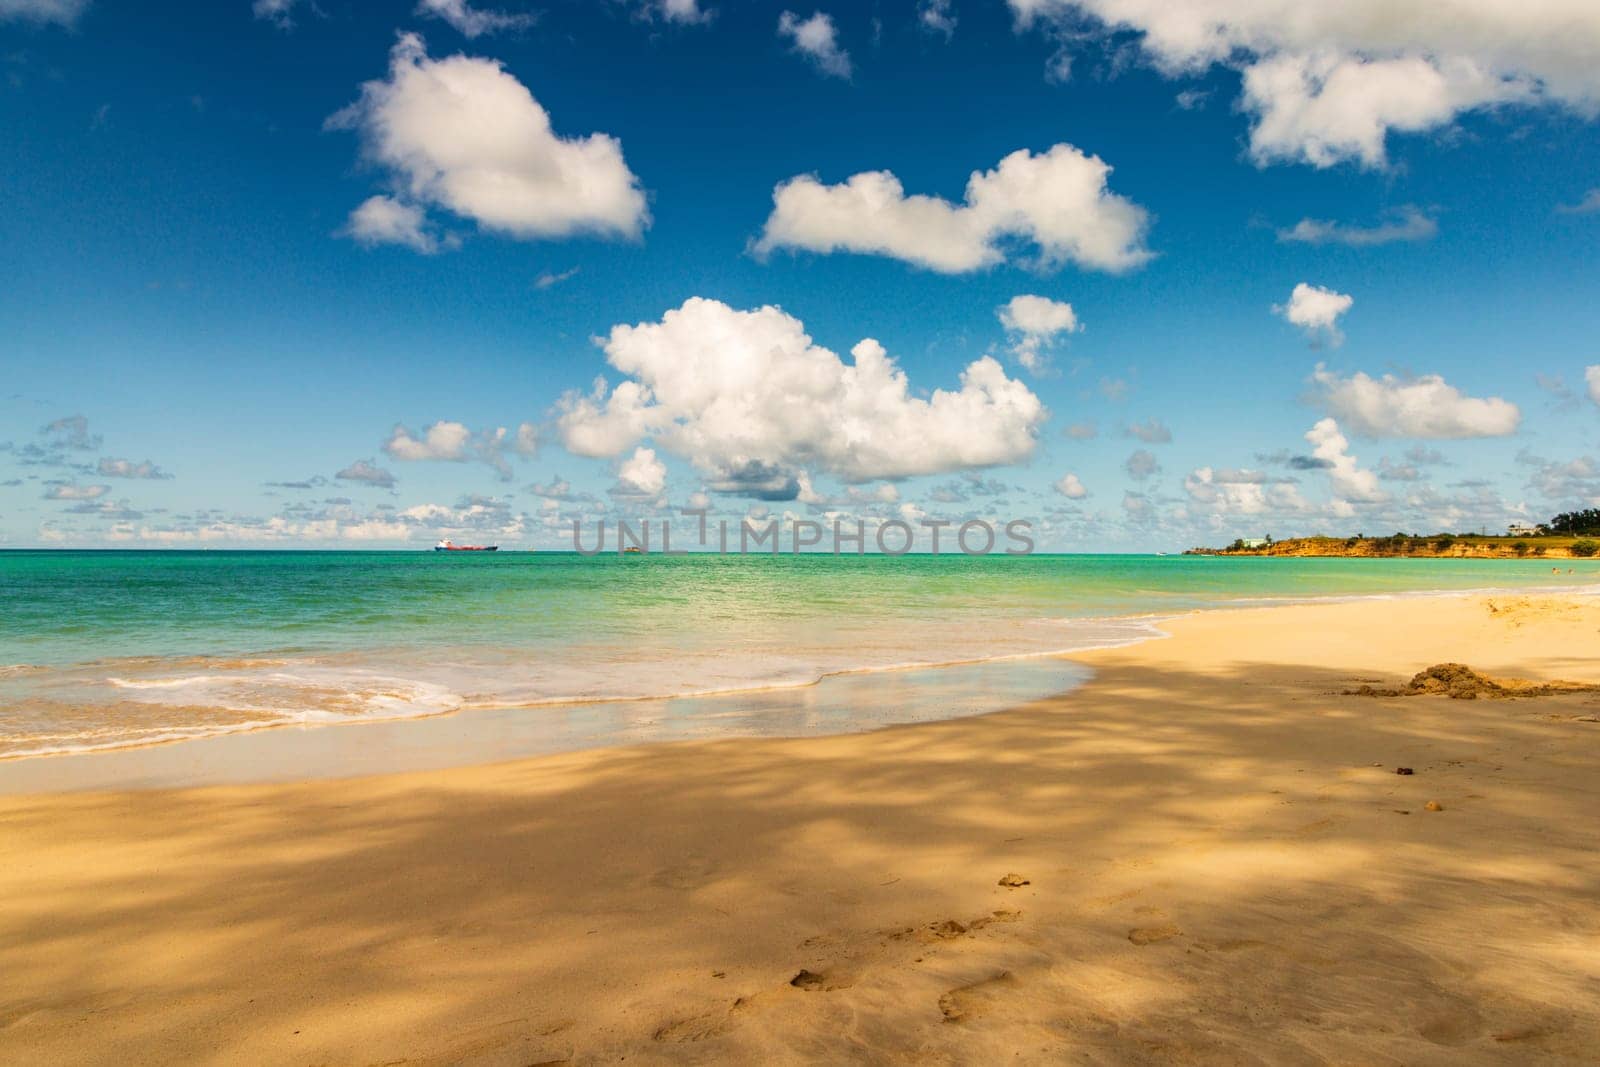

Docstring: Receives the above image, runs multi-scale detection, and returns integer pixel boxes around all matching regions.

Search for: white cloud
[0,0,86,25]
[44,482,109,501]
[1241,52,1520,169]
[657,0,711,23]
[611,446,667,497]
[97,457,170,479]
[1586,365,1600,407]
[416,0,534,38]
[341,195,447,253]
[778,11,851,79]
[44,414,100,451]
[1305,417,1384,503]
[535,266,579,289]
[626,0,712,23]
[385,420,474,462]
[1558,189,1600,215]
[1053,472,1087,498]
[998,294,1081,371]
[251,0,300,28]
[754,143,1153,274]
[382,419,539,480]
[328,33,648,249]
[1277,206,1437,246]
[1276,282,1352,345]
[1124,448,1160,480]
[1125,417,1171,444]
[918,0,955,39]
[557,297,1047,492]
[1311,365,1521,439]
[1184,466,1306,516]
[336,459,398,488]
[1006,1,1600,168]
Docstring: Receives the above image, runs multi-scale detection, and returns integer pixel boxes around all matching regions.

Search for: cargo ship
[434,539,499,552]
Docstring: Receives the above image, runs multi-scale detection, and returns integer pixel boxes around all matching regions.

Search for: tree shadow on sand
[3,657,1599,1064]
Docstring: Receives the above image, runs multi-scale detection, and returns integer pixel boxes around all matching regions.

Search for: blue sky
[2,0,1598,550]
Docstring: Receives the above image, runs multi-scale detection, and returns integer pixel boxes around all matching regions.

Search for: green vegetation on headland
[1186,511,1600,559]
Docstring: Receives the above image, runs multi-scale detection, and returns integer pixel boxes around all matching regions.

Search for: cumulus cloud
[527,475,595,504]
[97,457,170,480]
[997,294,1081,372]
[1311,365,1521,439]
[651,0,712,23]
[778,11,851,79]
[1185,466,1305,516]
[1518,448,1600,504]
[1305,417,1383,503]
[384,420,474,462]
[753,143,1153,274]
[557,297,1047,491]
[1240,52,1522,169]
[1053,472,1088,498]
[918,0,955,39]
[340,195,449,253]
[0,0,87,26]
[44,414,100,451]
[1006,1,1600,168]
[1587,365,1600,407]
[251,0,302,28]
[328,33,648,250]
[416,0,534,38]
[382,419,539,480]
[1124,448,1160,480]
[610,446,667,498]
[1276,282,1352,345]
[44,482,109,501]
[336,459,398,488]
[1124,417,1171,444]
[1277,206,1438,247]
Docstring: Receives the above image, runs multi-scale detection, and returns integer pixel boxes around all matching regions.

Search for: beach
[3,590,1599,1064]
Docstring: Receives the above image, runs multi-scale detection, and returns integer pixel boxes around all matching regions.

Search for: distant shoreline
[1187,534,1598,560]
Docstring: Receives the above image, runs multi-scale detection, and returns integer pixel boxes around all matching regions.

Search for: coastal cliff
[1186,534,1599,560]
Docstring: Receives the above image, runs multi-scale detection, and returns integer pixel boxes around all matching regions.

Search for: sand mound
[1349,663,1600,700]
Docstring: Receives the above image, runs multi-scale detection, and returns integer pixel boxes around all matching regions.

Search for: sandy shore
[3,592,1599,1064]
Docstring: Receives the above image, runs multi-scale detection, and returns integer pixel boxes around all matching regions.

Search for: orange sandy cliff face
[1187,535,1592,559]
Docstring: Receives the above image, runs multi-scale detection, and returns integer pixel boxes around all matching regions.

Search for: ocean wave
[0,617,1160,760]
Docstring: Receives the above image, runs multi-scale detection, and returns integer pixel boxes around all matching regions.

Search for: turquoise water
[3,550,1597,758]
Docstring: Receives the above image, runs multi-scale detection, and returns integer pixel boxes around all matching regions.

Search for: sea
[3,550,1598,763]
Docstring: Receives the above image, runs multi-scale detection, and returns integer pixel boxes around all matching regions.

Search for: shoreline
[6,575,1599,774]
[3,591,1599,1062]
[3,592,1599,1061]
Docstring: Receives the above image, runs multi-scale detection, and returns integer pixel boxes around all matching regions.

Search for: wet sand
[2,592,1599,1064]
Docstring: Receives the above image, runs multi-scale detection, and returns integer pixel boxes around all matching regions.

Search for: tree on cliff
[1549,510,1600,536]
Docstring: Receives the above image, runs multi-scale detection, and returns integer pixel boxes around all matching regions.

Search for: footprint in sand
[652,1011,738,1044]
[1127,923,1181,945]
[938,971,1017,1024]
[652,995,762,1043]
[789,968,853,992]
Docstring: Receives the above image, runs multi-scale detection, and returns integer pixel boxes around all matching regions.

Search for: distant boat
[434,539,499,552]
[622,545,644,554]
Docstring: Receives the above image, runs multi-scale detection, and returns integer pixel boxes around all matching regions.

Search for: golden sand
[2,593,1598,1064]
